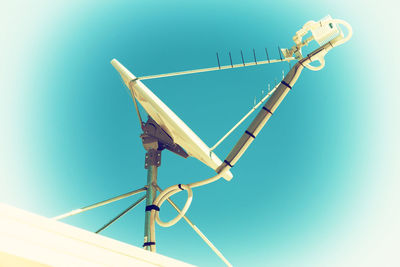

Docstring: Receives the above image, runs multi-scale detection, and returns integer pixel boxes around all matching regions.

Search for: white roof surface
[0,203,195,267]
[111,59,233,181]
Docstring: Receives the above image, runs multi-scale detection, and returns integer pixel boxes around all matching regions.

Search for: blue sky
[1,1,399,266]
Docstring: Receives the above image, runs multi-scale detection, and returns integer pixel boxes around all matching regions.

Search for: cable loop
[154,184,193,227]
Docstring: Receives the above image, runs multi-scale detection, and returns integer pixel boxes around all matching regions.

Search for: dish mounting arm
[216,61,303,173]
[217,36,340,174]
[141,117,189,159]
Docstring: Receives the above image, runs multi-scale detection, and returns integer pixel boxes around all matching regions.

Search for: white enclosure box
[311,15,341,45]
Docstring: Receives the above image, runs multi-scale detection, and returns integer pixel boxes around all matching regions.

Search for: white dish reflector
[111,59,233,181]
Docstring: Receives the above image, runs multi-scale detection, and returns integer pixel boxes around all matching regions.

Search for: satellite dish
[111,59,233,181]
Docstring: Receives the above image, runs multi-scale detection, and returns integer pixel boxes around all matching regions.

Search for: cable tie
[245,130,256,139]
[178,184,184,191]
[145,205,160,212]
[281,80,292,89]
[262,106,273,115]
[224,160,233,168]
[143,242,155,247]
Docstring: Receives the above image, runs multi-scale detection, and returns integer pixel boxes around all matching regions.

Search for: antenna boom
[137,57,295,81]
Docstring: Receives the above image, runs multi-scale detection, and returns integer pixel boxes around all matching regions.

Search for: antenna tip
[111,58,119,66]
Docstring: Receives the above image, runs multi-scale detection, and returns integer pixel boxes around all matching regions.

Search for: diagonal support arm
[96,195,146,234]
[53,187,147,220]
[155,185,232,267]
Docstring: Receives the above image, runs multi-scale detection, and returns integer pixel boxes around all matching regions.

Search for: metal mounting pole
[143,148,161,251]
[140,116,188,252]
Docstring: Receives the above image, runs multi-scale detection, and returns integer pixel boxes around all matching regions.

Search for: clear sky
[1,0,399,266]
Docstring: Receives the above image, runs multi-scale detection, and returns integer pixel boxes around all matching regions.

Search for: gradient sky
[1,1,399,266]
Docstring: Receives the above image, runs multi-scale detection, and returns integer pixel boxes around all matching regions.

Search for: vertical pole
[143,148,160,251]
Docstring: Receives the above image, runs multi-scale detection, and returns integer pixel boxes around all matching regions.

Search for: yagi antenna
[137,50,295,81]
[54,15,352,267]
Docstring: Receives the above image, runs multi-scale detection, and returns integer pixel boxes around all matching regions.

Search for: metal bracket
[145,149,161,168]
[140,117,189,159]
